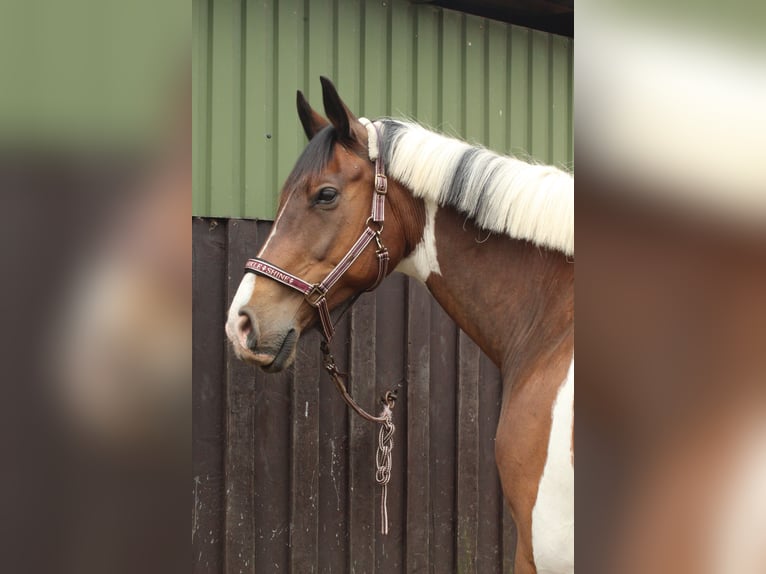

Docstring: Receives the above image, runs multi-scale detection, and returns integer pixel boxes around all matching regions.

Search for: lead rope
[320,338,397,535]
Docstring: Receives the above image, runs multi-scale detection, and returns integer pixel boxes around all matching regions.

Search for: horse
[225,76,574,574]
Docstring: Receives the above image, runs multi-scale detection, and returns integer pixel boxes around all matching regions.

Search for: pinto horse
[225,77,574,574]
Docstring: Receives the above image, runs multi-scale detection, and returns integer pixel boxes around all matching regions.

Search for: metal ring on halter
[305,284,327,307]
[366,216,383,233]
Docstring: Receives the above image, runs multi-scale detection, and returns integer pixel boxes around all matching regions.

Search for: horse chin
[259,345,296,373]
[250,328,299,373]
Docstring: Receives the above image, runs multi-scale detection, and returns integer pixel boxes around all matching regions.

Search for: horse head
[225,77,417,371]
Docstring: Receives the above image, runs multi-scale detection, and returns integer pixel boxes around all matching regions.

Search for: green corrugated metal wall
[193,0,573,218]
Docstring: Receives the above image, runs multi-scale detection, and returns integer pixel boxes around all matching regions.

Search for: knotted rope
[321,341,398,534]
[375,407,395,534]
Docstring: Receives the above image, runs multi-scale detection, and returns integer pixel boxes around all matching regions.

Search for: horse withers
[225,77,574,574]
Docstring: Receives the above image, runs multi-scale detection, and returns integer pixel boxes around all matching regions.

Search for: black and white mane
[379,120,574,255]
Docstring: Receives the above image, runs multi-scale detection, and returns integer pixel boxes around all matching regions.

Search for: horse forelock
[380,119,574,256]
[283,126,338,191]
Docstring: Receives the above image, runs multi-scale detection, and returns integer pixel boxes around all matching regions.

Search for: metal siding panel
[336,0,362,114]
[208,0,243,216]
[244,0,276,218]
[389,0,414,116]
[464,15,486,144]
[487,19,508,153]
[508,24,530,157]
[414,5,440,127]
[551,34,571,169]
[306,0,335,104]
[275,0,306,201]
[568,41,574,164]
[529,29,551,163]
[194,0,574,218]
[192,0,210,216]
[362,0,388,118]
[440,9,463,135]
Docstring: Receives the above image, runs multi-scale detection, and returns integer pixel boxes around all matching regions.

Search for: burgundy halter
[243,120,390,344]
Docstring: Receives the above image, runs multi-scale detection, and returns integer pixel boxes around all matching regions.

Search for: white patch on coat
[710,413,766,574]
[225,188,297,343]
[395,199,442,283]
[256,187,295,257]
[225,273,255,343]
[532,358,574,574]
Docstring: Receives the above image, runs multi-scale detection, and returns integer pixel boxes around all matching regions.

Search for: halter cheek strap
[243,118,389,343]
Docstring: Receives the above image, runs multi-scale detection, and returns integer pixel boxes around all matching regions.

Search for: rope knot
[375,415,396,535]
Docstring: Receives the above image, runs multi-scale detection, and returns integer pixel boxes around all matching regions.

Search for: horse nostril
[237,307,259,351]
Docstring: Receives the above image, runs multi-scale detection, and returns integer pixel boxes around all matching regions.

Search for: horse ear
[320,76,358,142]
[296,91,329,140]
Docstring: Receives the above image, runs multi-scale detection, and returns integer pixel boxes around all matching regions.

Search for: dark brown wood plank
[192,218,227,574]
[405,277,432,572]
[317,313,350,571]
[250,366,292,572]
[223,219,260,574]
[456,331,481,573]
[249,221,292,572]
[503,505,518,572]
[289,328,321,573]
[429,300,458,571]
[374,272,408,571]
[477,353,504,572]
[348,292,378,573]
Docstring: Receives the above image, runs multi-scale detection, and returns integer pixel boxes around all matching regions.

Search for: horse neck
[402,202,574,382]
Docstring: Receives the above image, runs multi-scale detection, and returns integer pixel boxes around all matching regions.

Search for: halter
[242,119,398,534]
[243,118,390,344]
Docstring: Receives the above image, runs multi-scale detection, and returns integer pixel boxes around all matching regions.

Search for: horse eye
[315,187,338,205]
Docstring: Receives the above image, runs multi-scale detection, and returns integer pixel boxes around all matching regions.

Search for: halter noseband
[243,118,390,343]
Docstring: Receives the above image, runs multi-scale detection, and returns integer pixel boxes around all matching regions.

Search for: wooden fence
[193,217,515,573]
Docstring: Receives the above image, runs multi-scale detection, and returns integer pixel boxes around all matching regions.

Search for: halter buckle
[375,173,387,193]
[305,284,327,307]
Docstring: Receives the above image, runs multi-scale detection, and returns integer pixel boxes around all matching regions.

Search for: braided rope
[375,408,395,535]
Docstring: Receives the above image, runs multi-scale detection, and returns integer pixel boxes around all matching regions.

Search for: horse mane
[379,120,574,256]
